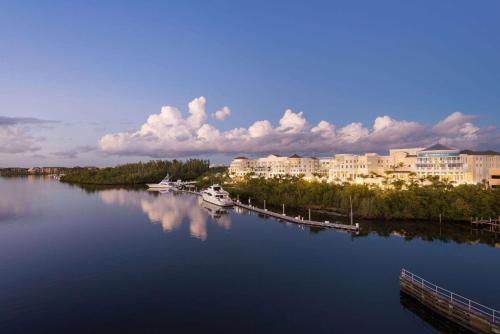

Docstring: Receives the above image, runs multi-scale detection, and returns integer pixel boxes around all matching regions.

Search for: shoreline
[56,178,486,224]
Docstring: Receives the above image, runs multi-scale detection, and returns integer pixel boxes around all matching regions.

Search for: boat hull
[201,193,233,207]
[147,184,176,189]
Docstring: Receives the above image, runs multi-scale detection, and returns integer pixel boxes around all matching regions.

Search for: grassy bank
[227,176,500,222]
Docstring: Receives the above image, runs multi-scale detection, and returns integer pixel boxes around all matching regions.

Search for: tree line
[60,159,210,185]
[227,175,500,222]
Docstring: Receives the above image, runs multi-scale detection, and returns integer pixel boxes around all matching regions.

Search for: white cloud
[277,109,307,133]
[433,112,476,135]
[212,106,231,121]
[337,122,369,143]
[248,120,272,138]
[98,97,500,157]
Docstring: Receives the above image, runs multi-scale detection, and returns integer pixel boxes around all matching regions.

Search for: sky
[1,0,499,167]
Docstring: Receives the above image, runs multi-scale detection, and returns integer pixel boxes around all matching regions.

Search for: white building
[228,145,500,186]
[415,144,500,184]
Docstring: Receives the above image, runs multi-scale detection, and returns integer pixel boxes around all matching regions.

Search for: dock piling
[233,201,359,232]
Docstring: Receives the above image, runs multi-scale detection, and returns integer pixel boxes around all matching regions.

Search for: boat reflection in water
[199,199,231,230]
[99,189,231,241]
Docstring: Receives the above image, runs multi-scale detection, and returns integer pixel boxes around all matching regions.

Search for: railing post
[264,200,266,210]
[450,292,453,304]
[468,299,471,312]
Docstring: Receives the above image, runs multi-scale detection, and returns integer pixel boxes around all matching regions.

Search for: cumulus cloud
[98,97,500,157]
[212,106,231,121]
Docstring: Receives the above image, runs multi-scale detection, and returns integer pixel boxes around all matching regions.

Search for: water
[0,177,498,333]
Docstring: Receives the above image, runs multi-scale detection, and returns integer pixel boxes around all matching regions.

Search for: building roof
[233,156,248,160]
[288,154,302,158]
[422,143,455,151]
[460,150,499,156]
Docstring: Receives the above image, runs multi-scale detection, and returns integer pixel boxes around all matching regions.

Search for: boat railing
[401,268,499,324]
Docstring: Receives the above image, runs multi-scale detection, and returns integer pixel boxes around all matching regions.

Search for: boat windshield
[213,187,221,191]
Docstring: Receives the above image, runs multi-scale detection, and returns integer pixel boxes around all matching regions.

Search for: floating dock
[471,217,500,233]
[177,189,359,232]
[400,268,500,334]
[234,201,359,232]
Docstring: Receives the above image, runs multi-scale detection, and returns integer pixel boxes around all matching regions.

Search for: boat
[201,184,234,207]
[146,174,178,190]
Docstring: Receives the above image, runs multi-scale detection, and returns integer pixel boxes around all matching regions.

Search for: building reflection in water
[99,189,231,241]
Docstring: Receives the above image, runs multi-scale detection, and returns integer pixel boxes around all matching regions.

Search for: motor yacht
[201,184,233,207]
[146,174,178,190]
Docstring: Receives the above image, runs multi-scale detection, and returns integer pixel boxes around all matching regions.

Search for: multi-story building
[229,154,320,179]
[415,144,500,184]
[228,157,256,177]
[229,144,500,186]
[328,148,421,183]
[488,168,500,189]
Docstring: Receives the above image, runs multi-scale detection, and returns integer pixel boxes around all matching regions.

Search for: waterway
[0,176,498,333]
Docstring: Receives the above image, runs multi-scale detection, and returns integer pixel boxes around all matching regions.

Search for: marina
[177,185,360,232]
[233,201,360,232]
[0,177,499,334]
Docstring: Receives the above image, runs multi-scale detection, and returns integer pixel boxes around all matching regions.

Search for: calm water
[0,177,499,333]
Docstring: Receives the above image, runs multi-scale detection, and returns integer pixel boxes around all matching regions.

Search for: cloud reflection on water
[99,189,231,241]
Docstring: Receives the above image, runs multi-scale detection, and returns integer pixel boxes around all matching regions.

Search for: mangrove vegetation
[60,159,210,185]
[227,176,500,222]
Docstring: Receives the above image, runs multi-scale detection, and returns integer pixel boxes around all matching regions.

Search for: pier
[176,188,359,232]
[233,201,359,232]
[400,268,500,334]
[471,217,500,233]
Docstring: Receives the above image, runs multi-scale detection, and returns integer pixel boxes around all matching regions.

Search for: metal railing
[401,268,499,325]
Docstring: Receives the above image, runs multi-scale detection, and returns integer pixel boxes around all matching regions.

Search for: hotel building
[229,154,319,179]
[415,144,500,184]
[229,144,500,186]
[488,168,500,189]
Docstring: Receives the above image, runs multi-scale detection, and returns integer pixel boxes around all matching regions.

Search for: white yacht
[146,174,178,190]
[201,184,234,207]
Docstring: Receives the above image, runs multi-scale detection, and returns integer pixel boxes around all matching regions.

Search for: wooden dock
[400,269,500,334]
[471,217,500,233]
[234,201,359,232]
[177,189,359,232]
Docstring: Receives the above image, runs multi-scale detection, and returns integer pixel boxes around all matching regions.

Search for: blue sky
[1,1,499,166]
